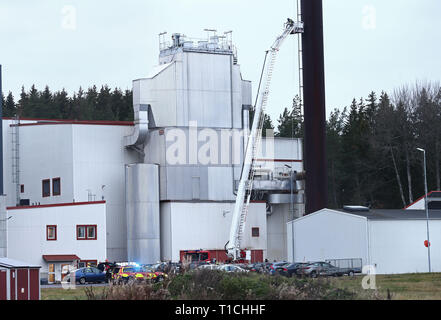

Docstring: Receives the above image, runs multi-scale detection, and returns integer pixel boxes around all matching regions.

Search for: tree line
[1,85,133,121]
[2,83,440,209]
[269,82,441,209]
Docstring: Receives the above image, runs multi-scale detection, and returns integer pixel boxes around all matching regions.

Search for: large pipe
[301,0,328,214]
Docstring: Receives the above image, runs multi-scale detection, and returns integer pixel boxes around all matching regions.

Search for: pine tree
[262,114,274,137]
[54,89,71,119]
[96,85,115,120]
[4,92,16,117]
[17,86,29,118]
[276,96,303,138]
[120,89,134,121]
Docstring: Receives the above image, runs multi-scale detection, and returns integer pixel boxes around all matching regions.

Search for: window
[77,226,86,239]
[42,179,50,197]
[46,225,57,241]
[52,178,61,196]
[87,226,96,239]
[77,225,97,240]
[200,252,209,261]
[252,227,260,237]
[20,185,24,193]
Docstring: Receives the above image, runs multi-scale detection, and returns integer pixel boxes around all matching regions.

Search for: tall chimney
[301,0,328,214]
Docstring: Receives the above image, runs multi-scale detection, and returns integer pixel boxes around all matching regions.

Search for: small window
[252,227,260,237]
[42,179,50,197]
[77,225,97,240]
[87,226,96,239]
[46,225,57,241]
[52,178,61,196]
[20,185,24,193]
[77,226,86,240]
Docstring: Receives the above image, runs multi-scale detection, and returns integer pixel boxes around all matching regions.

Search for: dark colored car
[269,261,290,275]
[70,267,107,284]
[274,263,309,277]
[297,262,343,278]
[248,263,267,273]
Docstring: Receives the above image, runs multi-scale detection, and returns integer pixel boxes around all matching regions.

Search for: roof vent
[343,205,370,212]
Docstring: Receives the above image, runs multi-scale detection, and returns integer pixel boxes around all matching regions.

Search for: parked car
[113,265,157,284]
[141,265,168,282]
[68,267,107,285]
[217,264,249,273]
[274,262,309,277]
[189,261,209,270]
[297,262,345,278]
[151,262,168,272]
[248,263,265,273]
[269,261,290,275]
[197,264,219,271]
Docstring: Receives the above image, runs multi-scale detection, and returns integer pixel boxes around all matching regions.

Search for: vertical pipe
[0,65,3,195]
[422,150,431,272]
[301,0,328,214]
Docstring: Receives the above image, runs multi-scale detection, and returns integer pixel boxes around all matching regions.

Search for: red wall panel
[16,269,28,300]
[10,269,15,300]
[0,270,6,300]
[29,269,40,300]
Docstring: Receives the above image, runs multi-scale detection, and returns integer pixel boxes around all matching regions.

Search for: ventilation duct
[124,104,149,156]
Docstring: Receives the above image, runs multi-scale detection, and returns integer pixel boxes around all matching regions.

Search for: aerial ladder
[225,18,304,261]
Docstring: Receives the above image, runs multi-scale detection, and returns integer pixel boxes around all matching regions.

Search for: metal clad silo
[126,164,160,264]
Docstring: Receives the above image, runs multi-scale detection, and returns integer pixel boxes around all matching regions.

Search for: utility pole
[301,0,328,214]
[417,148,431,272]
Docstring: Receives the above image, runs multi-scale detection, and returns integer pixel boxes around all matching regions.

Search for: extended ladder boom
[226,19,304,261]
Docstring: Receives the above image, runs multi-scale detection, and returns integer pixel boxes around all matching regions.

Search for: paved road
[41,283,109,289]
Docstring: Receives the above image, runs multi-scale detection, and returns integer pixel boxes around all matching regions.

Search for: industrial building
[0,31,305,282]
[405,191,441,210]
[287,208,440,274]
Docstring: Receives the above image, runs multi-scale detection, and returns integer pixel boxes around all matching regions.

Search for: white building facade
[288,208,441,274]
[7,201,107,282]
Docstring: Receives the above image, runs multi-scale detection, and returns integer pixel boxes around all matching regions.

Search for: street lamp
[417,147,432,273]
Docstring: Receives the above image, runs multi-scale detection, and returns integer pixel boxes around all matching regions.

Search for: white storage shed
[288,208,441,274]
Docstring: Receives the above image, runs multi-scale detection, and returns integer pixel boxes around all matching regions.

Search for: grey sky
[0,0,440,123]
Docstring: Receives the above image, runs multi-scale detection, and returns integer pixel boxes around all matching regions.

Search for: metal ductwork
[125,164,160,264]
[124,104,149,156]
[268,193,304,204]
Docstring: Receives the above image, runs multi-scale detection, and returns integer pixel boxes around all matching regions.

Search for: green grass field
[40,273,441,300]
[41,286,107,300]
[331,273,441,300]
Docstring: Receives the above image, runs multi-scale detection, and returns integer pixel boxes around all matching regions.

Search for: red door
[0,270,6,300]
[17,269,28,300]
[29,269,40,300]
[10,269,16,300]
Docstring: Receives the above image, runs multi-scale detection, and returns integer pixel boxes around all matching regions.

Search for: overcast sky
[0,0,440,122]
